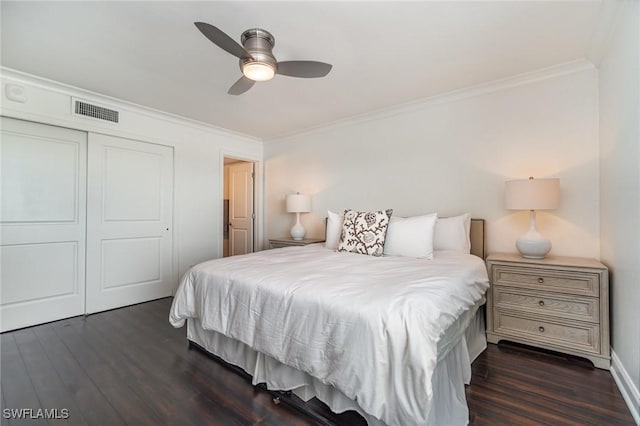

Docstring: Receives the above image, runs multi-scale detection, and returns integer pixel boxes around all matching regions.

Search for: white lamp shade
[286,193,311,213]
[505,178,560,210]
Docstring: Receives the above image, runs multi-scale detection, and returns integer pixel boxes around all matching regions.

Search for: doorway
[223,158,255,257]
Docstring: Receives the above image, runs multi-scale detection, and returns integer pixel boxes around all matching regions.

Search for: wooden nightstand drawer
[268,238,325,249]
[494,287,599,323]
[494,310,600,354]
[269,241,294,249]
[493,266,599,297]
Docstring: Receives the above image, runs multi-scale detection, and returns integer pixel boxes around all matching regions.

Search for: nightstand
[486,253,610,369]
[268,238,325,249]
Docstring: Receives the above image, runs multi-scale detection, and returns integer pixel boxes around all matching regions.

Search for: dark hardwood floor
[1,298,634,425]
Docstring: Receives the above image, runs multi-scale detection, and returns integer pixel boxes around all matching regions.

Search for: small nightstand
[486,253,610,369]
[268,238,325,249]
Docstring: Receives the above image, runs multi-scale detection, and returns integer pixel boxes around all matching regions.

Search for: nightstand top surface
[487,252,607,270]
[269,238,325,244]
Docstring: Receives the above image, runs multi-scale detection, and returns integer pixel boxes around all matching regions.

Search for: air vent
[73,99,119,123]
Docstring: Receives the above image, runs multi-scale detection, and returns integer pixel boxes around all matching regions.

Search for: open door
[227,161,254,256]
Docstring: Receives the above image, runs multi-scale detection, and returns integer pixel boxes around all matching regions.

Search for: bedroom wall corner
[597,1,640,423]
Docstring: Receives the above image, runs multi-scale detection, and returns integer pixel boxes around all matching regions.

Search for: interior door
[86,133,173,314]
[229,162,254,256]
[0,117,87,332]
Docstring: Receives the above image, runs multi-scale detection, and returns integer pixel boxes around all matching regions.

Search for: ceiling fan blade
[194,22,251,59]
[276,61,332,78]
[228,76,255,95]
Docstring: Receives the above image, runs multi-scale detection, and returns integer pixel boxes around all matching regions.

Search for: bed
[170,216,489,426]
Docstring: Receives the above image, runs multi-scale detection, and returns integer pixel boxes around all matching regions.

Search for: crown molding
[266,59,596,144]
[0,67,262,145]
[2,59,597,147]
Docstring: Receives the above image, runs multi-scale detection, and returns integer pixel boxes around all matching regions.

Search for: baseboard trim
[611,350,640,425]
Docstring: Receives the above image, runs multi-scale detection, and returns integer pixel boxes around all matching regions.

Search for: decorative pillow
[433,213,471,253]
[325,210,344,250]
[338,209,393,257]
[383,213,438,258]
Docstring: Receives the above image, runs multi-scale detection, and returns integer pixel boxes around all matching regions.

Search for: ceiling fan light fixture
[194,23,332,94]
[242,61,276,81]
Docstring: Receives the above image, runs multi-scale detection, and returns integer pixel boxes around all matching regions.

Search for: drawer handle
[538,300,545,306]
[539,326,545,333]
[538,277,544,284]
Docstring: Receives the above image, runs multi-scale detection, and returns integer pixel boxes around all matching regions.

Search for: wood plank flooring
[0,298,634,425]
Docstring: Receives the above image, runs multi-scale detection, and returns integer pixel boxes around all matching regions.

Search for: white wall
[598,1,640,422]
[0,68,263,288]
[265,63,600,258]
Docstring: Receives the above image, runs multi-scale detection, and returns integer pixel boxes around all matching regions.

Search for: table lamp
[505,177,560,259]
[286,192,311,240]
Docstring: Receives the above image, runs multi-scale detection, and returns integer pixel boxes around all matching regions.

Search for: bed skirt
[187,302,486,426]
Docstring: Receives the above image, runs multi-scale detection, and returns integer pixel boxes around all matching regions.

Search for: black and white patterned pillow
[338,209,393,256]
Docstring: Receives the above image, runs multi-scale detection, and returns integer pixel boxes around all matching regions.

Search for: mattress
[170,244,489,425]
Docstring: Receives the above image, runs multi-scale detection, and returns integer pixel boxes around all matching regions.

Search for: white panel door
[86,133,173,313]
[229,162,254,256]
[0,117,87,332]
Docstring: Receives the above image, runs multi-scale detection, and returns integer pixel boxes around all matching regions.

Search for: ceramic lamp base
[516,234,552,259]
[290,212,306,241]
[516,210,552,259]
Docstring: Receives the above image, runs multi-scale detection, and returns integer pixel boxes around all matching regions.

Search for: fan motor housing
[241,28,275,48]
[239,28,277,71]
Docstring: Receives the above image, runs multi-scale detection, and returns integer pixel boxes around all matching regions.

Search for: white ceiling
[1,1,602,140]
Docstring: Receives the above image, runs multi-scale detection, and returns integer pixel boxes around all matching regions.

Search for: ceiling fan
[195,22,332,95]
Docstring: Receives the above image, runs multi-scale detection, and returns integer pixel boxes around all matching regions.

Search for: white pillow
[433,213,471,253]
[383,212,438,259]
[325,210,344,250]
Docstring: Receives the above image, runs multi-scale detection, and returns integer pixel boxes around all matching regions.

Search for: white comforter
[169,244,489,426]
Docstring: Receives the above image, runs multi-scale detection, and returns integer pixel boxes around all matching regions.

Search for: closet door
[86,133,173,313]
[0,117,87,332]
